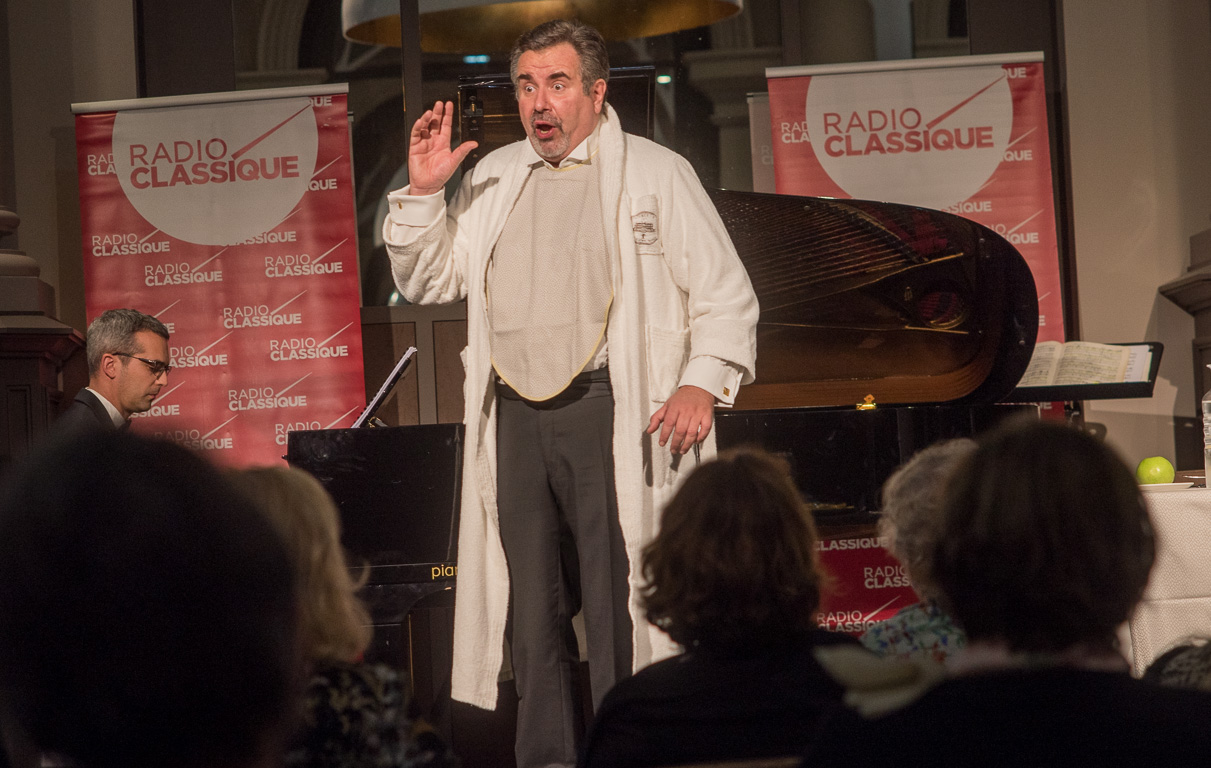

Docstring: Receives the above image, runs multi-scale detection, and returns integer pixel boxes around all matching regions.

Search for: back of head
[0,433,299,768]
[1144,641,1211,690]
[641,448,823,651]
[509,19,610,97]
[227,466,371,664]
[85,308,170,375]
[878,438,977,600]
[933,420,1154,653]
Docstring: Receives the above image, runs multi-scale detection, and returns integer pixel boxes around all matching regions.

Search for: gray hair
[878,438,978,599]
[509,19,610,100]
[85,309,170,375]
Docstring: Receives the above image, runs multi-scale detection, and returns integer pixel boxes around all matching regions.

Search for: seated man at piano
[53,308,172,436]
[381,18,758,768]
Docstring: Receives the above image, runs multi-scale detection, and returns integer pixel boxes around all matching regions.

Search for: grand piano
[711,188,1038,521]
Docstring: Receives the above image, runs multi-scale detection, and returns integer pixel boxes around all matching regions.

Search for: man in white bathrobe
[383,19,759,768]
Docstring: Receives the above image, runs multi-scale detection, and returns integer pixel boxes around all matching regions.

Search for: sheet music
[1019,341,1150,389]
[1018,340,1061,387]
[1123,344,1153,383]
[1052,342,1130,386]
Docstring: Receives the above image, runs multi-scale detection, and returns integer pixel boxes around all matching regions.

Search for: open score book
[1017,341,1154,388]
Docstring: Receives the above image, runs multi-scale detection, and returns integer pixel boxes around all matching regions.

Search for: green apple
[1135,456,1176,484]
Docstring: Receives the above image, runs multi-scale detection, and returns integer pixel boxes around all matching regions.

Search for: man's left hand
[647,385,716,455]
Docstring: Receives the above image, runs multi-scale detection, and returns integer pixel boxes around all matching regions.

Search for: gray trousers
[495,368,633,768]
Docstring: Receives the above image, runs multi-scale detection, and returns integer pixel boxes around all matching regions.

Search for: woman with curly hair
[578,448,857,768]
[229,466,454,768]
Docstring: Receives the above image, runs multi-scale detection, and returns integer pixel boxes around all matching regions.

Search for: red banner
[768,54,1064,342]
[815,534,920,637]
[73,86,364,465]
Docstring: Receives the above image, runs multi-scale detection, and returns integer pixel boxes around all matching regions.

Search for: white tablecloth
[1127,486,1211,675]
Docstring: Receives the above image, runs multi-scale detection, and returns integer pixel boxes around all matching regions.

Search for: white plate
[1140,482,1196,492]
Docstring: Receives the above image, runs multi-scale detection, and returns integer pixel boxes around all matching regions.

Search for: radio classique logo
[802,64,1014,211]
[112,97,318,245]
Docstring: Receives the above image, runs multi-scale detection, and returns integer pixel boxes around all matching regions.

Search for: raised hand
[407,100,479,196]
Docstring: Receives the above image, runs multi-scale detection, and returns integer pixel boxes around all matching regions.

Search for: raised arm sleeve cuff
[678,356,744,407]
[385,186,446,230]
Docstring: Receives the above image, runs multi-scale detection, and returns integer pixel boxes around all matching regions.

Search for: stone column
[0,0,86,467]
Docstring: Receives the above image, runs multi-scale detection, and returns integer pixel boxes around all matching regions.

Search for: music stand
[353,346,417,428]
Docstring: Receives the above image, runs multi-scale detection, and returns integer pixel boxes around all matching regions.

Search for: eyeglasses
[113,352,173,377]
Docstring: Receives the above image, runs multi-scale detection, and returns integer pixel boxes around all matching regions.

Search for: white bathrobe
[383,105,759,709]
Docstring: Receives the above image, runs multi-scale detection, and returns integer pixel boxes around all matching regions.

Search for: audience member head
[933,419,1154,654]
[878,438,977,601]
[1143,640,1211,691]
[227,466,371,664]
[84,308,172,418]
[641,447,824,651]
[0,433,300,768]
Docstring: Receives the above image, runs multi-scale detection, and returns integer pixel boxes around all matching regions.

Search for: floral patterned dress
[859,601,966,665]
[287,660,457,768]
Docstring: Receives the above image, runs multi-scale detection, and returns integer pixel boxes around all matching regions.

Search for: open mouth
[532,117,559,140]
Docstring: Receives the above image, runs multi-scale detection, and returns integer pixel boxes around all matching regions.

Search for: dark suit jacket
[580,629,859,768]
[804,667,1211,767]
[53,388,122,438]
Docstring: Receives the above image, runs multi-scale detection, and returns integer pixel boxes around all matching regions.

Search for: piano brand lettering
[264,253,344,278]
[127,138,300,189]
[228,386,308,411]
[154,428,233,451]
[269,336,349,361]
[431,564,457,580]
[145,262,222,286]
[93,233,170,257]
[223,305,303,329]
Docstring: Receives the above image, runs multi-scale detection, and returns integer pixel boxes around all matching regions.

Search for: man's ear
[99,353,121,381]
[592,79,607,114]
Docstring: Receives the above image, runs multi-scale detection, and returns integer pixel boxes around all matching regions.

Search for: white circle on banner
[113,98,317,245]
[805,66,1013,210]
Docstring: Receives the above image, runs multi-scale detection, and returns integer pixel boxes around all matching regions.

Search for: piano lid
[709,189,1039,410]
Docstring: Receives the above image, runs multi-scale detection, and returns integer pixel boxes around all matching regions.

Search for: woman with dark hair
[1144,639,1211,690]
[578,448,856,768]
[807,420,1211,766]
